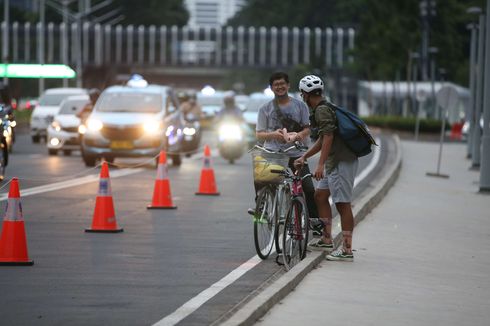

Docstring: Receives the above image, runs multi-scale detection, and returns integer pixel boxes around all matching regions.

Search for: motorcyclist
[77,88,100,125]
[179,91,202,122]
[215,91,244,122]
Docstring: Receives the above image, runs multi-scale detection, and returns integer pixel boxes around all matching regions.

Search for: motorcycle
[0,105,13,180]
[217,117,247,164]
[181,113,202,157]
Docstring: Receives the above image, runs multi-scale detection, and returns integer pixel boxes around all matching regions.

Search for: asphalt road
[0,128,391,325]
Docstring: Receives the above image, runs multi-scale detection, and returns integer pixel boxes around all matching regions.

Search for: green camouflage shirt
[313,102,357,172]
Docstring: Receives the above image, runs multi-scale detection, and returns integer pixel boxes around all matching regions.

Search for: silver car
[30,88,87,143]
[81,84,179,166]
[47,95,90,156]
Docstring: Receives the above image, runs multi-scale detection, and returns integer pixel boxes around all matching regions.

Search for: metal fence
[1,22,355,70]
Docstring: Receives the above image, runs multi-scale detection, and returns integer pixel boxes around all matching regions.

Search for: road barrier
[85,162,123,233]
[147,150,177,209]
[195,145,220,196]
[0,178,34,266]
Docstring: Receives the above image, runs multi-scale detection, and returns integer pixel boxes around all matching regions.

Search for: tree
[229,0,486,85]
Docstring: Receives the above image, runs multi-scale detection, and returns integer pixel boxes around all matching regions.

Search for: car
[242,92,274,128]
[30,88,87,143]
[462,118,483,141]
[46,95,90,156]
[80,81,182,167]
[197,89,226,121]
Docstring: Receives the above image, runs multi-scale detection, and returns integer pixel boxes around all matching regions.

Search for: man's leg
[335,202,354,254]
[314,188,333,244]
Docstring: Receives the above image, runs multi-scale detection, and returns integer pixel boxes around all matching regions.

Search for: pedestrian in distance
[251,71,319,223]
[295,75,358,262]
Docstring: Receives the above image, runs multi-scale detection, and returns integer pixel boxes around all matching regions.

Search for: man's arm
[313,132,333,180]
[257,129,284,142]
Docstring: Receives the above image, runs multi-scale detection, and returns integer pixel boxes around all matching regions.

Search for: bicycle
[251,145,290,260]
[274,168,311,270]
[250,142,308,265]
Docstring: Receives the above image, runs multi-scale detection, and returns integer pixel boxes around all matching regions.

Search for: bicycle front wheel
[254,186,276,259]
[282,196,310,270]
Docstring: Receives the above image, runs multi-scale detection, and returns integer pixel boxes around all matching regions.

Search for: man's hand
[294,156,305,170]
[270,129,286,142]
[314,164,324,181]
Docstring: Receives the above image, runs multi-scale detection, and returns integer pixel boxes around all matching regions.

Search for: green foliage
[230,0,487,85]
[13,109,32,125]
[362,115,448,133]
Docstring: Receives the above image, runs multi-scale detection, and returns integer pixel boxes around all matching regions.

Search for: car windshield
[96,93,162,113]
[198,96,224,106]
[39,92,85,106]
[59,99,89,115]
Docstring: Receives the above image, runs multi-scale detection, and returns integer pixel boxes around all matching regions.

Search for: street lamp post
[419,0,437,81]
[467,7,483,160]
[411,52,421,140]
[429,46,438,119]
[3,0,9,86]
[472,14,485,169]
[479,0,490,192]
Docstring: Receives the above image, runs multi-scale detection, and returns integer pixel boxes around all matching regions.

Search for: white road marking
[153,138,383,325]
[153,256,262,326]
[0,168,145,201]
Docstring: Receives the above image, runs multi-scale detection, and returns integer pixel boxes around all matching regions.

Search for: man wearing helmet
[295,75,358,262]
[254,71,318,223]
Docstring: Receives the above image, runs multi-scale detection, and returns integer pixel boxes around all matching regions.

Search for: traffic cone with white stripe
[85,162,123,233]
[195,145,220,196]
[147,150,177,209]
[0,178,34,265]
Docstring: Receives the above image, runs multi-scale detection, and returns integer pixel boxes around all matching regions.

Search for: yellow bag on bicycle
[254,155,285,183]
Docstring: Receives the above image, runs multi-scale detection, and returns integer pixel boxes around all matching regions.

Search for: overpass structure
[1,21,355,89]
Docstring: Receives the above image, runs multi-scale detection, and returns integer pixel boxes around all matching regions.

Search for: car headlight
[51,121,61,132]
[218,124,243,141]
[87,119,103,131]
[143,120,162,135]
[183,127,196,136]
[78,124,87,134]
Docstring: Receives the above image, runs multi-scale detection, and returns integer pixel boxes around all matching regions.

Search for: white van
[30,88,87,143]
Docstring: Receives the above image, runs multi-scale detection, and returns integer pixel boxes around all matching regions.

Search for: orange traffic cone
[85,162,123,233]
[0,178,34,266]
[195,145,220,196]
[147,151,177,209]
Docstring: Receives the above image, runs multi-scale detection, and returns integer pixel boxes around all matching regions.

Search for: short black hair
[269,72,289,86]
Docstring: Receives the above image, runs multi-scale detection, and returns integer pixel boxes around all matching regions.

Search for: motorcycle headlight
[10,121,16,127]
[165,125,174,137]
[143,120,162,135]
[51,121,61,132]
[183,127,196,136]
[87,119,103,131]
[218,124,243,141]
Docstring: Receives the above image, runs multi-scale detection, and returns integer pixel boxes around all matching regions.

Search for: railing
[0,22,355,70]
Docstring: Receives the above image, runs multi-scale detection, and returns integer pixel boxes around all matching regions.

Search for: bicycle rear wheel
[253,186,276,259]
[282,196,310,270]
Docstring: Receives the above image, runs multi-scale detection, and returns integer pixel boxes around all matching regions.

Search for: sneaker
[309,218,324,237]
[247,208,256,216]
[326,249,354,262]
[309,239,334,252]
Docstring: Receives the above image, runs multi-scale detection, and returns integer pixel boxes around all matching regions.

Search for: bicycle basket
[251,150,289,185]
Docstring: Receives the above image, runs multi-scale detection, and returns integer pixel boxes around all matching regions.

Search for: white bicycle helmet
[298,75,324,93]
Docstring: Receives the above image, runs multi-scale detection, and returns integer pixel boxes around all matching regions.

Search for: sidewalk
[254,140,490,326]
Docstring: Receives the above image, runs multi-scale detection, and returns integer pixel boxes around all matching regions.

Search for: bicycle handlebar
[249,141,308,154]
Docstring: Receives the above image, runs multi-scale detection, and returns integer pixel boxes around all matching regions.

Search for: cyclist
[251,71,319,227]
[295,75,358,262]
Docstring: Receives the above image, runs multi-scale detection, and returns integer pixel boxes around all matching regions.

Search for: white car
[47,95,90,156]
[81,83,179,167]
[242,92,274,128]
[30,88,87,143]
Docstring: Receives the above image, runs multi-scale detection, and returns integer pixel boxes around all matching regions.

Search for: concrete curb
[221,134,403,326]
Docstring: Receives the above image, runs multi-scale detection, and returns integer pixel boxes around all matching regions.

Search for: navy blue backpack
[327,102,377,157]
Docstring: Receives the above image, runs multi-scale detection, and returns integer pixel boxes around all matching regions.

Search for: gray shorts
[316,159,359,203]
